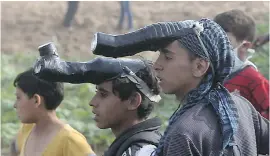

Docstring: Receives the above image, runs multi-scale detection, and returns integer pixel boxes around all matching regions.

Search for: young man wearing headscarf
[91,18,269,155]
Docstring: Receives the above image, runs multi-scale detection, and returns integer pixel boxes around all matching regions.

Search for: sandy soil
[1,1,269,59]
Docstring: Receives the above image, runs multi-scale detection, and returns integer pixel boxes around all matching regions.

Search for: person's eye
[96,91,108,98]
[100,92,108,98]
[165,55,172,60]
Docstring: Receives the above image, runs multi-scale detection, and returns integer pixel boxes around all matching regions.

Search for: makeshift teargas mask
[33,42,161,102]
[90,21,215,78]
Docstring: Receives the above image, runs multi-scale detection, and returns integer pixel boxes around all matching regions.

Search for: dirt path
[1,1,269,59]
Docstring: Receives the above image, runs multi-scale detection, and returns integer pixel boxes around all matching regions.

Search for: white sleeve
[135,145,156,156]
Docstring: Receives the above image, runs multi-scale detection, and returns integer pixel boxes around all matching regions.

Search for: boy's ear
[242,41,253,49]
[126,92,142,111]
[238,41,253,61]
[33,94,42,108]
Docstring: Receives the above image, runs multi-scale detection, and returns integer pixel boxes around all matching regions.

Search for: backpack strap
[116,130,161,156]
[104,117,161,156]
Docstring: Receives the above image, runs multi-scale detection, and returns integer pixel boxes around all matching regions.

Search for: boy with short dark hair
[214,9,269,119]
[11,68,96,156]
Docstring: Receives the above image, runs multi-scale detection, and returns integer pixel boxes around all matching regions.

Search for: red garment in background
[224,65,269,119]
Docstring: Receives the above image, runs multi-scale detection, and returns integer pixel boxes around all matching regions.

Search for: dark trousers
[63,1,79,27]
[117,1,133,29]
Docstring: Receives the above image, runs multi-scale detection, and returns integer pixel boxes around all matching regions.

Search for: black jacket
[104,117,162,156]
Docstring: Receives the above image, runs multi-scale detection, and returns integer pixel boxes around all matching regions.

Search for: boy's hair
[111,60,161,120]
[214,9,256,42]
[13,68,64,110]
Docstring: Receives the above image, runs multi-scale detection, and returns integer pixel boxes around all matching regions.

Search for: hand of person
[253,34,269,49]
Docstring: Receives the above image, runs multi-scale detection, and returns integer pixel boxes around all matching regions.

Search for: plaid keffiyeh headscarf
[154,18,239,155]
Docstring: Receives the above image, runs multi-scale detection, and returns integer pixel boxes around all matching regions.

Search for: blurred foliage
[1,21,269,155]
[250,20,269,79]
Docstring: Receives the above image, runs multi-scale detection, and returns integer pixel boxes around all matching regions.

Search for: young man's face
[14,87,38,123]
[89,81,130,129]
[154,41,198,97]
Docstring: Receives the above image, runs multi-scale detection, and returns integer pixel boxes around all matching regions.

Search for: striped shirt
[161,92,269,156]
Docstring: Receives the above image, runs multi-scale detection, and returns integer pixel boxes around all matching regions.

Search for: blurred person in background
[63,1,79,29]
[117,1,133,31]
[214,9,269,119]
[10,68,96,156]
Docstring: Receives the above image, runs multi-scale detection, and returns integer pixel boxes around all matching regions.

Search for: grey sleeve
[255,111,269,154]
[163,133,200,156]
[232,93,269,155]
[252,104,269,154]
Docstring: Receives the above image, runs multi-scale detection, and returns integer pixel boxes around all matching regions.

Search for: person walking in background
[63,1,79,28]
[117,1,133,31]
